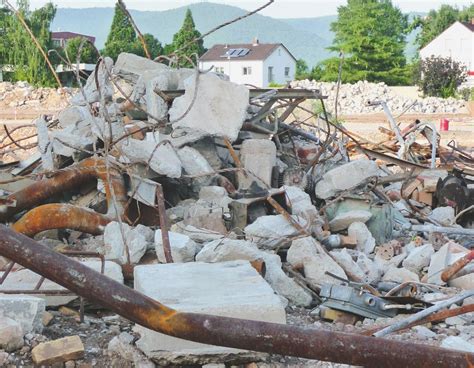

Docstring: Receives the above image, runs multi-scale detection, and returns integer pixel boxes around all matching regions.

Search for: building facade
[199,41,297,87]
[419,21,474,86]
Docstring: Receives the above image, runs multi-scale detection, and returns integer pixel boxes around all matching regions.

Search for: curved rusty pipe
[11,204,111,237]
[0,157,127,222]
[0,225,473,368]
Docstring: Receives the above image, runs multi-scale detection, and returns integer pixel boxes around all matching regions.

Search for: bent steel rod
[0,225,473,368]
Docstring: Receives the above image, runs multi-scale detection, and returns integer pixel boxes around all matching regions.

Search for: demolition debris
[1,52,474,367]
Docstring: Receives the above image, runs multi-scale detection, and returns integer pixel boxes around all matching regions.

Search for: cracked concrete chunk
[155,230,197,263]
[315,159,379,199]
[104,222,149,265]
[134,261,285,365]
[0,295,45,334]
[169,73,249,142]
[329,210,372,232]
[0,317,24,352]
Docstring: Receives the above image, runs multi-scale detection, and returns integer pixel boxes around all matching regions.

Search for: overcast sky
[29,0,474,18]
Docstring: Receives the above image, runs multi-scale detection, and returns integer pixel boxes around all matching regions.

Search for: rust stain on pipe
[0,225,473,368]
[441,250,474,282]
[0,157,127,221]
[12,204,111,237]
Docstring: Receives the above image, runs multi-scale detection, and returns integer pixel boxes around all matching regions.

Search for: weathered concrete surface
[169,73,249,142]
[238,139,276,188]
[134,261,286,365]
[315,159,379,199]
[103,222,150,265]
[0,317,24,352]
[329,210,372,232]
[0,261,123,306]
[155,230,197,263]
[0,295,45,333]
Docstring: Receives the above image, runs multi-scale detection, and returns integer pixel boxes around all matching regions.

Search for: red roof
[200,43,296,62]
[51,31,95,44]
[461,22,474,32]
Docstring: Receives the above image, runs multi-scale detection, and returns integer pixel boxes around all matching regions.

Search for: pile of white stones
[291,80,466,115]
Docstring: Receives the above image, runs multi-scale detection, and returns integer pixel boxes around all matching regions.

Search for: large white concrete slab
[134,260,286,365]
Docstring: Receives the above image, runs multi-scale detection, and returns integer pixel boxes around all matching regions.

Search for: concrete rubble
[1,51,474,367]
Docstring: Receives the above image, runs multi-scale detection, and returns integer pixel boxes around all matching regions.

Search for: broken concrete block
[330,249,366,281]
[178,146,214,177]
[50,125,96,157]
[429,206,455,226]
[315,159,379,199]
[304,255,347,287]
[283,186,322,231]
[121,138,182,178]
[169,73,249,142]
[244,214,309,250]
[0,317,24,352]
[170,222,224,243]
[183,202,227,233]
[427,242,468,285]
[287,236,319,269]
[238,139,276,188]
[108,332,155,368]
[114,52,168,82]
[402,243,434,273]
[32,335,84,365]
[71,57,114,105]
[449,273,474,290]
[58,105,93,129]
[0,261,123,306]
[382,267,420,283]
[441,336,474,353]
[329,210,372,232]
[348,222,376,254]
[134,261,285,365]
[196,239,312,306]
[104,222,149,264]
[36,116,54,171]
[0,295,45,333]
[357,252,383,284]
[155,230,197,263]
[412,326,436,339]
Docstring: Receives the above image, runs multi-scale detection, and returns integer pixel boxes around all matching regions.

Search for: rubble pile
[0,81,72,112]
[291,80,466,114]
[1,52,474,367]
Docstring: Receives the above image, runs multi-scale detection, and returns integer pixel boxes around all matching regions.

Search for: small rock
[412,326,436,339]
[441,336,474,353]
[0,317,24,352]
[348,222,376,254]
[429,206,455,226]
[329,210,372,232]
[382,267,419,283]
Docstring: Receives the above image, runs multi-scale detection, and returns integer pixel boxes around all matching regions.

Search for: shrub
[415,56,467,98]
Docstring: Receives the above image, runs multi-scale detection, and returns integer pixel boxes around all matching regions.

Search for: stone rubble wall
[291,80,467,115]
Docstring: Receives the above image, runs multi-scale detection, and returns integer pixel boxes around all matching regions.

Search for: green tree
[295,59,310,80]
[414,5,459,49]
[319,0,409,85]
[136,33,163,59]
[414,4,474,50]
[3,1,57,86]
[169,9,205,67]
[102,2,137,60]
[64,37,99,64]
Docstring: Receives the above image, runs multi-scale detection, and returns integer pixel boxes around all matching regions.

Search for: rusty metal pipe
[0,225,472,368]
[11,204,111,237]
[441,250,474,282]
[0,157,127,221]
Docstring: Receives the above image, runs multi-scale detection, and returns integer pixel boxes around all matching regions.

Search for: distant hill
[51,3,332,67]
[51,3,424,67]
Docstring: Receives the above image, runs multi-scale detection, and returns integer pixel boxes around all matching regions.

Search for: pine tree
[170,9,205,67]
[102,2,137,60]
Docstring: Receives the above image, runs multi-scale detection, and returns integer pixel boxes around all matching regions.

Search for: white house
[419,20,474,86]
[199,40,297,87]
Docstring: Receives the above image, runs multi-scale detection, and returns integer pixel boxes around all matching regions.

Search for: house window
[243,67,252,75]
[284,67,290,77]
[215,67,225,74]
